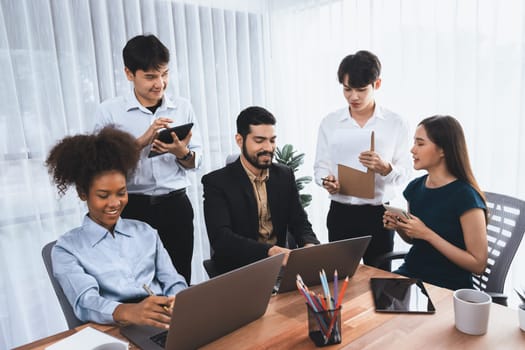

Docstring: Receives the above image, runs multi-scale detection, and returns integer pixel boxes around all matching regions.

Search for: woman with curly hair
[46,126,187,329]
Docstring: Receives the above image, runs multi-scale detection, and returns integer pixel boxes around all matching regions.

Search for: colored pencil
[336,276,349,308]
[333,270,339,308]
[320,269,332,309]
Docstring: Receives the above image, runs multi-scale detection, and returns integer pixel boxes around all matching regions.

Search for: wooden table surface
[15,265,525,349]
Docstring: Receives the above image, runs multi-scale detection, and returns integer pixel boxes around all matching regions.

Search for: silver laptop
[276,236,371,293]
[121,254,284,350]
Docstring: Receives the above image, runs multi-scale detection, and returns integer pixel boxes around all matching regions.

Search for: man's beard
[242,142,274,170]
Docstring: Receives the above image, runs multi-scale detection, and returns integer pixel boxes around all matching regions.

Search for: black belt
[129,188,186,205]
[332,201,386,207]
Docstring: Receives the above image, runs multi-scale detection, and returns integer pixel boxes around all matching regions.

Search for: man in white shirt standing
[94,34,202,284]
[314,50,412,270]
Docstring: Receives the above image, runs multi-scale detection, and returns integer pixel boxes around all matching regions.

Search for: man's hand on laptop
[113,295,175,329]
[268,245,291,266]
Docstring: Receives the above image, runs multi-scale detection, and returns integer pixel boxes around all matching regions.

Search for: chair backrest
[225,153,239,165]
[201,153,240,279]
[42,241,85,329]
[473,192,525,293]
[202,259,220,278]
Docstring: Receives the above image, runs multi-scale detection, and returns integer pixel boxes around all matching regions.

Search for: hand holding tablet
[148,123,193,158]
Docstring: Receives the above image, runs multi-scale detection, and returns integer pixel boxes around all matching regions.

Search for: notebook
[45,326,128,350]
[120,254,284,350]
[276,236,371,293]
[370,277,436,313]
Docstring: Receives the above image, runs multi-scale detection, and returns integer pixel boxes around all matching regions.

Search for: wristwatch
[177,149,193,161]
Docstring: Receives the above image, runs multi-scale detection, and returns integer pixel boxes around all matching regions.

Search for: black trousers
[327,201,394,271]
[123,191,194,285]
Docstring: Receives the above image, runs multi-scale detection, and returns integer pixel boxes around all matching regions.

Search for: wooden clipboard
[337,131,375,199]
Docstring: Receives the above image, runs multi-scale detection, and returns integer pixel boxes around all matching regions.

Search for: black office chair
[202,154,240,279]
[202,258,220,279]
[372,191,525,306]
[42,241,85,329]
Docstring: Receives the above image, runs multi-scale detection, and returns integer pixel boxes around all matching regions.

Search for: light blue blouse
[52,215,187,324]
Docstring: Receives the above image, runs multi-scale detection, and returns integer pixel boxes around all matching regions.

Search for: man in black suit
[202,106,320,273]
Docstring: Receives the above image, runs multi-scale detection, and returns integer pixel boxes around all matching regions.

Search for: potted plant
[275,144,312,208]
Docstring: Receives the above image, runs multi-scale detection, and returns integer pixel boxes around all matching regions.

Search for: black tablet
[370,277,435,314]
[148,122,194,158]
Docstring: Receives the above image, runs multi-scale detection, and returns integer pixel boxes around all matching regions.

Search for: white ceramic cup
[519,304,525,332]
[453,289,492,335]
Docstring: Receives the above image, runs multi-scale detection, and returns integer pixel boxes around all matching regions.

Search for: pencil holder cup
[306,304,342,346]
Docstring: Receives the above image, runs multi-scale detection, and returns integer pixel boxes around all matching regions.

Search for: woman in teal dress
[383,115,488,290]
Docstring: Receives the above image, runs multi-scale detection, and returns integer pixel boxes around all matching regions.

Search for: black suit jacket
[201,158,319,272]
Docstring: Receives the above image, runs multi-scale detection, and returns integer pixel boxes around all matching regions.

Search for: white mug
[519,304,525,332]
[453,289,491,335]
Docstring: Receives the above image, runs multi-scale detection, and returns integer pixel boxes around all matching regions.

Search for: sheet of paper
[45,326,128,350]
[330,129,371,173]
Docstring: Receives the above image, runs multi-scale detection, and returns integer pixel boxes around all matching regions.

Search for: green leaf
[288,161,299,171]
[275,147,283,159]
[296,176,312,184]
[300,194,312,208]
[291,153,305,164]
[281,144,293,160]
[296,176,312,191]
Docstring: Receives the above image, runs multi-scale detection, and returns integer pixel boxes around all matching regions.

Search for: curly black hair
[45,126,140,196]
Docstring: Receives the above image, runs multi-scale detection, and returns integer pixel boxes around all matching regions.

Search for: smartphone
[383,204,411,220]
[148,123,194,158]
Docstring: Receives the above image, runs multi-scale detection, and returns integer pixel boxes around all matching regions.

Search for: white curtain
[4,0,525,347]
[267,0,525,308]
[0,0,266,347]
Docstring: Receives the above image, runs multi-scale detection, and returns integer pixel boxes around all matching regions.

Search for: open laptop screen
[276,236,371,293]
[121,254,284,350]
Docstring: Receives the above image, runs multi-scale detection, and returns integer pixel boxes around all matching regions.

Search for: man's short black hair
[236,106,276,138]
[123,34,169,74]
[337,50,381,88]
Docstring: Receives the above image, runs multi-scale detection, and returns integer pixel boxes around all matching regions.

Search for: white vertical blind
[0,0,266,347]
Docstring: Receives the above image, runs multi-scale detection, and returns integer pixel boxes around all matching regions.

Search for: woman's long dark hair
[419,115,487,220]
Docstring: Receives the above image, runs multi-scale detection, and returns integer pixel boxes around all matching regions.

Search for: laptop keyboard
[150,330,168,347]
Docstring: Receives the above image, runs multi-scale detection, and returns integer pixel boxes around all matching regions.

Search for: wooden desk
[202,265,525,349]
[15,265,525,349]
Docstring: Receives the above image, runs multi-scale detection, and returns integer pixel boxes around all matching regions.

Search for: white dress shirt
[94,92,202,195]
[314,105,413,205]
